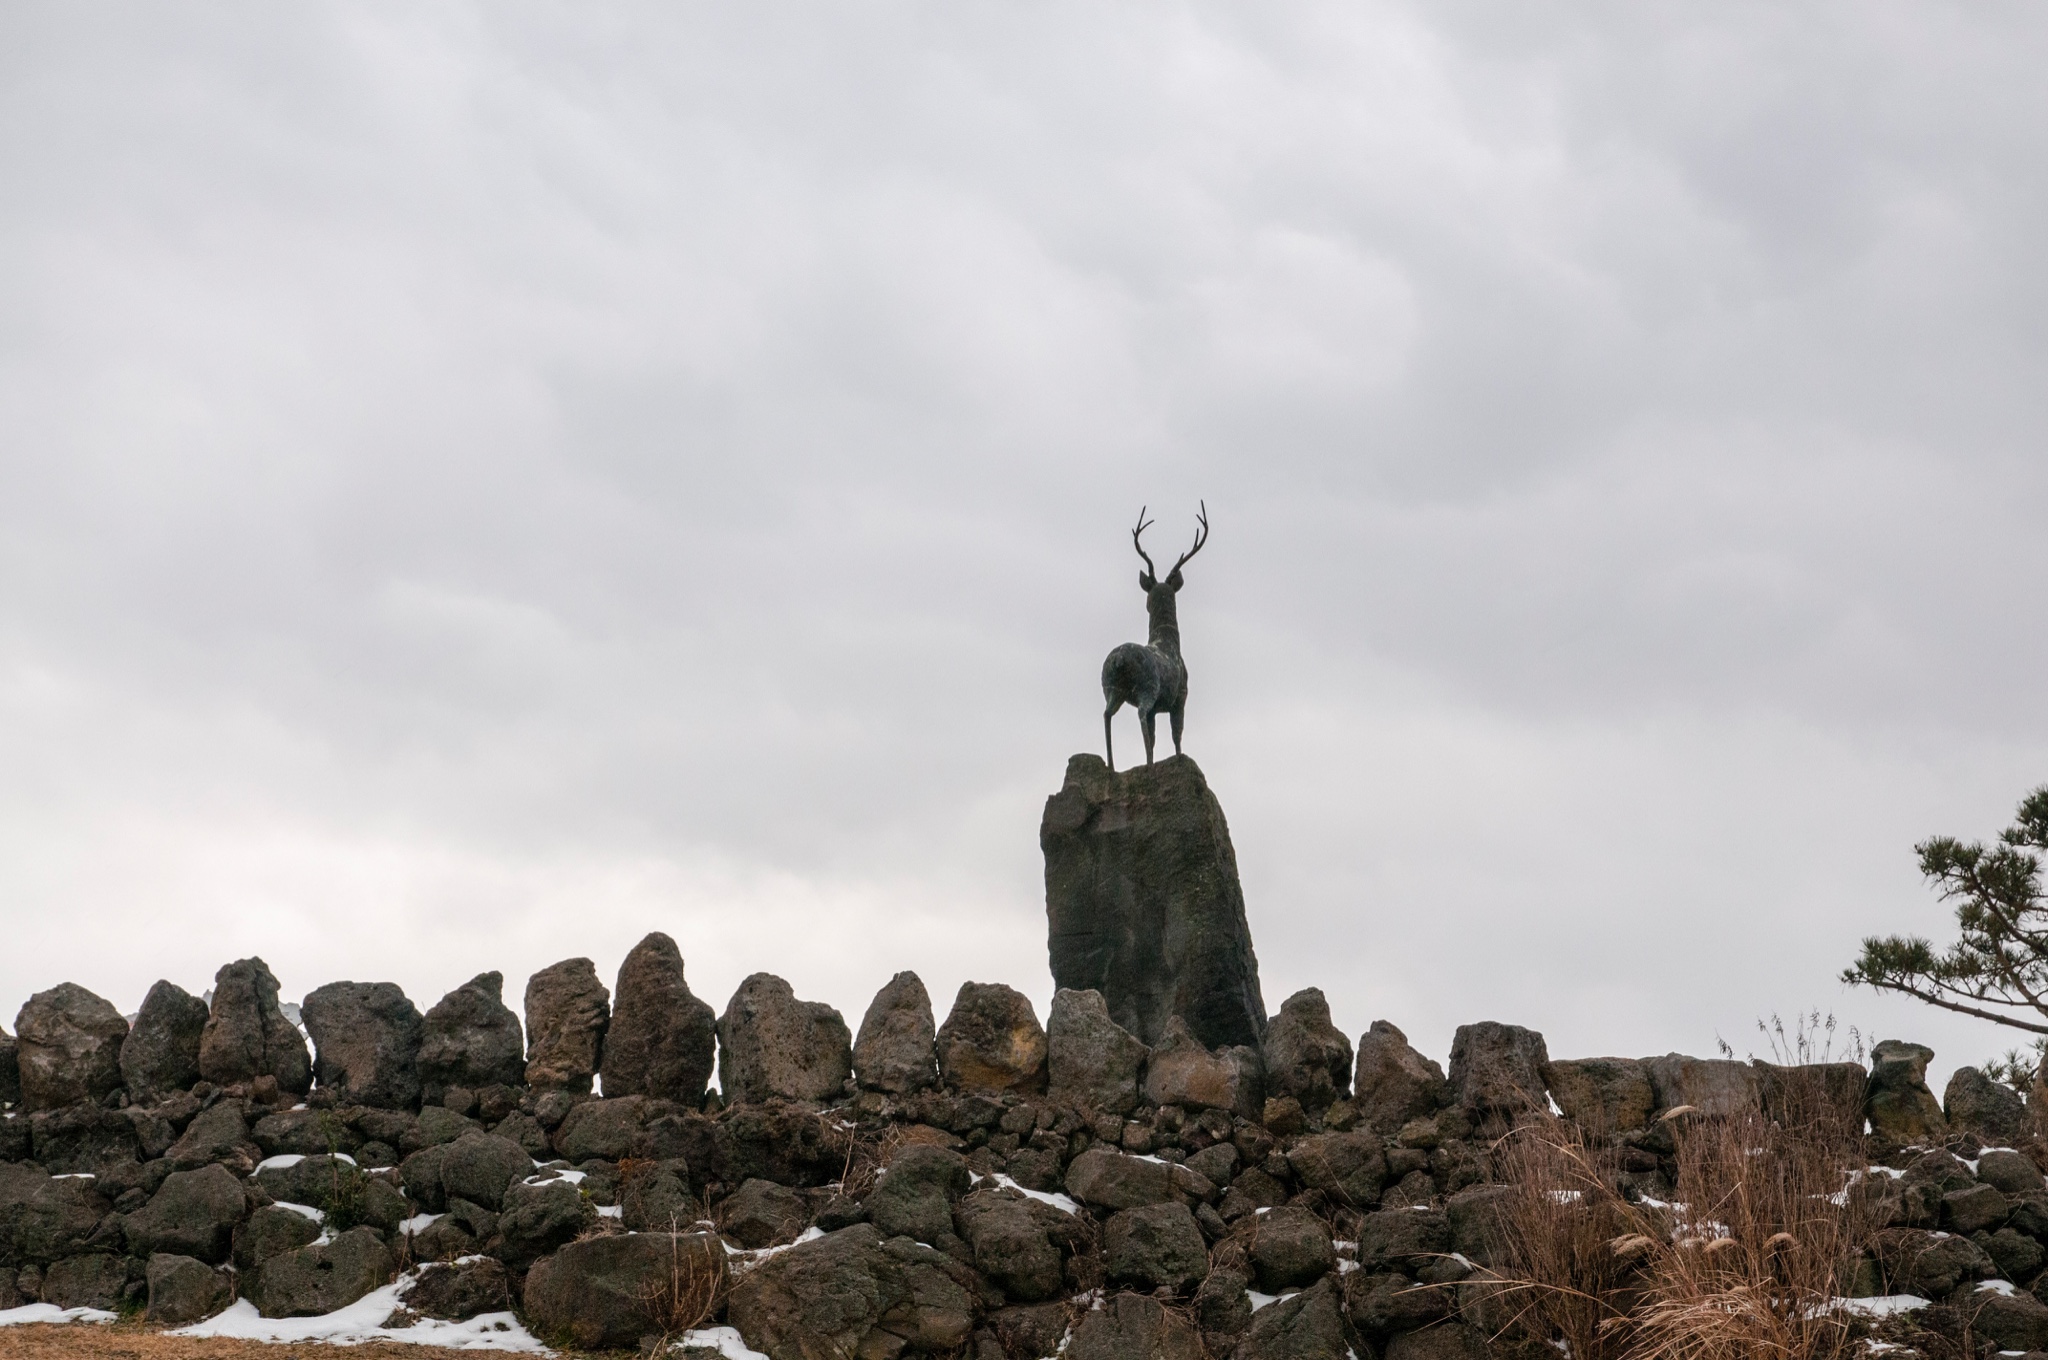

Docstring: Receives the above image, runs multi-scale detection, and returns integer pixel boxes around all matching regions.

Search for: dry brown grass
[1472,1093,1876,1360]
[0,1320,531,1359]
[637,1225,731,1346]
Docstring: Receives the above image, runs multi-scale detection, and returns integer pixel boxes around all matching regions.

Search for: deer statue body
[1101,503,1207,771]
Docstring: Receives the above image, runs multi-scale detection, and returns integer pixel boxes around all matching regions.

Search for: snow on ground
[0,1303,116,1327]
[1836,1295,1931,1318]
[170,1279,549,1351]
[673,1325,770,1358]
[972,1171,1081,1215]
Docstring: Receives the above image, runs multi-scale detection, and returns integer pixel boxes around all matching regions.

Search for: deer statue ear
[1166,568,1184,591]
[1139,571,1155,591]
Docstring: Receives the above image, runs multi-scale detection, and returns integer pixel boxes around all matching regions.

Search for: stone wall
[4,939,2039,1356]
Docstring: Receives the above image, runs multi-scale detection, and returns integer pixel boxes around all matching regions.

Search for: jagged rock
[1867,1041,1947,1140]
[251,1225,393,1318]
[249,1107,354,1158]
[1043,754,1267,1050]
[145,1252,233,1324]
[1979,1149,2046,1197]
[1230,1275,1353,1359]
[1286,1131,1389,1210]
[1873,1227,1994,1297]
[1048,988,1147,1115]
[718,973,853,1105]
[1544,1057,1655,1133]
[1966,1285,2048,1352]
[1643,1054,1758,1117]
[714,1102,847,1187]
[525,1231,725,1350]
[1447,1022,1549,1120]
[1144,1016,1261,1117]
[1263,989,1352,1115]
[1105,1201,1209,1291]
[495,1177,598,1269]
[937,983,1049,1096]
[623,1164,695,1232]
[0,1164,110,1267]
[124,1165,248,1263]
[1352,1021,1447,1135]
[866,1144,970,1245]
[198,958,311,1094]
[40,1254,129,1310]
[1946,1066,2030,1143]
[1943,1182,2012,1234]
[522,958,609,1094]
[853,971,939,1095]
[953,1189,1072,1303]
[435,1131,532,1211]
[0,1026,19,1108]
[722,1178,810,1248]
[1064,1146,1214,1212]
[1754,1060,1868,1129]
[27,1103,147,1173]
[727,1222,985,1360]
[1067,1291,1204,1360]
[120,981,209,1101]
[1345,1270,1452,1338]
[301,982,423,1110]
[400,1256,513,1321]
[417,972,526,1100]
[1195,1267,1255,1345]
[1356,1206,1451,1270]
[13,983,128,1111]
[1247,1205,1336,1291]
[233,1204,321,1271]
[600,932,717,1104]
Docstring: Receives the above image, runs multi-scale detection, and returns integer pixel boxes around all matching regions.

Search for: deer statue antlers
[1101,502,1208,771]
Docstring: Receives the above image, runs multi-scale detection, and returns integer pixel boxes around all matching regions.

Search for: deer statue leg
[1103,702,1119,773]
[1140,709,1157,765]
[1170,703,1185,756]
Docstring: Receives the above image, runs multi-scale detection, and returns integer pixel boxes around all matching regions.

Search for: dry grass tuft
[637,1221,732,1345]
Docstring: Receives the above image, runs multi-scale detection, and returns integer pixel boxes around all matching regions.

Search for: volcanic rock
[937,982,1048,1096]
[198,958,311,1094]
[852,971,939,1095]
[13,983,128,1111]
[120,980,209,1102]
[1048,987,1147,1115]
[1262,988,1352,1115]
[417,972,526,1100]
[302,981,423,1110]
[600,931,717,1104]
[522,958,609,1094]
[719,973,853,1105]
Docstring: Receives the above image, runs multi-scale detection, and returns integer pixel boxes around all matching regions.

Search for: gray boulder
[551,1095,655,1162]
[722,1177,810,1248]
[1352,1021,1447,1135]
[166,1102,261,1174]
[145,1252,233,1324]
[1867,1040,1946,1140]
[726,1223,984,1360]
[1945,1066,2030,1143]
[251,1225,393,1318]
[1144,1016,1262,1117]
[120,980,209,1101]
[600,931,717,1104]
[436,1131,533,1211]
[124,1165,248,1263]
[1066,1291,1204,1360]
[233,1203,321,1271]
[417,972,526,1100]
[718,973,853,1105]
[953,1189,1070,1303]
[1042,754,1267,1050]
[1064,1146,1214,1212]
[495,1177,598,1269]
[1979,1148,2047,1197]
[13,983,128,1111]
[198,958,311,1094]
[301,981,423,1110]
[524,1231,726,1350]
[522,957,609,1094]
[1263,989,1352,1115]
[1105,1201,1209,1292]
[1248,1205,1336,1291]
[1643,1054,1758,1117]
[1544,1057,1654,1132]
[852,971,939,1095]
[1448,1022,1549,1120]
[623,1164,695,1233]
[0,1163,108,1265]
[866,1144,970,1245]
[1966,1285,2048,1353]
[40,1254,129,1311]
[399,1255,514,1321]
[1286,1131,1389,1210]
[937,982,1049,1096]
[1048,987,1148,1115]
[1356,1205,1452,1270]
[1194,1267,1255,1346]
[1231,1275,1353,1360]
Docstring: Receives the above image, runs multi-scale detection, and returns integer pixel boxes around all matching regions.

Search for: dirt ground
[0,1320,577,1359]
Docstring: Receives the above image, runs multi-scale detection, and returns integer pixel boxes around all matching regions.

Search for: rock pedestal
[121,981,210,1102]
[198,958,311,1095]
[1041,754,1266,1050]
[417,972,526,1100]
[600,932,717,1104]
[302,982,424,1110]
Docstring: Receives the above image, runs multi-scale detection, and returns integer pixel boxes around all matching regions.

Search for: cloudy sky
[4,2,2046,1093]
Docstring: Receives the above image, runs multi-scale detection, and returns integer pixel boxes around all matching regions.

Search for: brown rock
[601,932,717,1104]
[937,982,1049,1096]
[522,958,609,1094]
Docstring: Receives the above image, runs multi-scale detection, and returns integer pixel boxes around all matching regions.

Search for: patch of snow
[256,1154,306,1172]
[0,1303,118,1327]
[726,1226,826,1269]
[1836,1295,1930,1318]
[597,1204,623,1219]
[1337,1258,1359,1274]
[50,1173,95,1181]
[274,1201,325,1223]
[1449,1253,1474,1269]
[1546,1190,1582,1204]
[522,1168,587,1186]
[399,1213,443,1235]
[674,1324,770,1358]
[1248,1289,1295,1311]
[1978,1279,2020,1296]
[171,1282,548,1351]
[975,1173,1081,1215]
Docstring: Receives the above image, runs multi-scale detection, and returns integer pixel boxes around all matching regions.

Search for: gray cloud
[3,2,2046,1091]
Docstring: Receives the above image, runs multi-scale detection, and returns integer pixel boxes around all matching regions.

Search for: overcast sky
[4,2,2047,1094]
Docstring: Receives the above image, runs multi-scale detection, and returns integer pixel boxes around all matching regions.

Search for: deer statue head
[1100,502,1207,771]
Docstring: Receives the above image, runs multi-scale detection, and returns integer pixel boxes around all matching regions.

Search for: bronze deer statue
[1101,502,1208,771]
